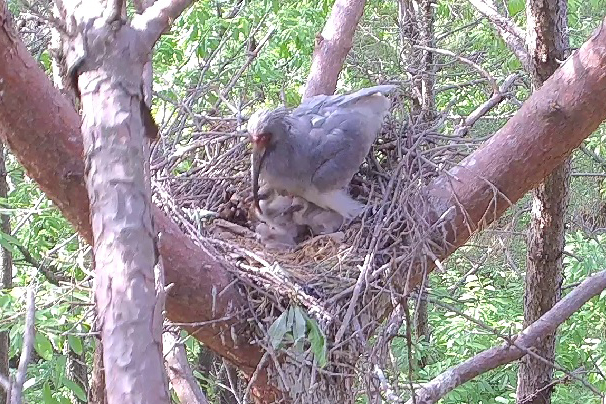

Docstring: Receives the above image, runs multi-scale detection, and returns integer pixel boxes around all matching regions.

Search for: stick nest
[152,97,476,400]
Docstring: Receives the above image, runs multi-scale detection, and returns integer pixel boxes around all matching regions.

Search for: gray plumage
[248,85,397,220]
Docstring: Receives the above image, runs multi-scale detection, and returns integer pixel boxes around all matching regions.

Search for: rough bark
[88,340,108,404]
[1,3,606,402]
[517,2,570,403]
[303,0,367,98]
[415,17,606,295]
[0,141,11,404]
[61,2,169,402]
[0,2,268,392]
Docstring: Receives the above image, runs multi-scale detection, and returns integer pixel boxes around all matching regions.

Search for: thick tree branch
[303,0,367,98]
[1,2,606,401]
[407,270,606,404]
[403,17,606,296]
[132,0,196,49]
[468,0,530,70]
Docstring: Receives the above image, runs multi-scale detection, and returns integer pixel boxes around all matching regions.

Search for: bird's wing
[284,85,397,192]
[304,111,376,192]
[294,85,397,117]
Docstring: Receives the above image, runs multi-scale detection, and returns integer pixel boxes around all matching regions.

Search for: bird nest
[151,97,476,401]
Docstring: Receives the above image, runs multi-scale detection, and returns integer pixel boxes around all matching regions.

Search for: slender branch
[580,144,606,172]
[406,270,606,404]
[453,73,520,136]
[132,0,196,49]
[467,0,530,70]
[10,287,36,404]
[413,45,499,93]
[163,331,209,404]
[16,244,68,286]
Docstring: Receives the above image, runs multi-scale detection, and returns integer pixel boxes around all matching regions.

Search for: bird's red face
[251,132,271,148]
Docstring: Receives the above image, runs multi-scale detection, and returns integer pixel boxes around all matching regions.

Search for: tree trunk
[517,1,570,403]
[0,140,11,404]
[303,0,367,98]
[88,340,108,404]
[59,3,169,403]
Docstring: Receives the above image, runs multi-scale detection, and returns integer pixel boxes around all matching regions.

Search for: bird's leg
[302,188,366,222]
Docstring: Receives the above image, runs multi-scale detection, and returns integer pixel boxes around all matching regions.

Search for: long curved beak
[251,145,267,213]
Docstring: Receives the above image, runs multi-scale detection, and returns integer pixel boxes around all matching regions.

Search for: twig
[10,286,36,404]
[16,244,68,286]
[413,45,499,93]
[453,73,520,136]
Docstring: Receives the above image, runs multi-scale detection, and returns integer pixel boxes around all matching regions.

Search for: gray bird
[248,85,397,220]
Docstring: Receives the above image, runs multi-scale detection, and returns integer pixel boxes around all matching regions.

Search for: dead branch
[467,0,530,70]
[163,331,210,404]
[10,287,36,404]
[407,270,606,404]
[303,0,367,98]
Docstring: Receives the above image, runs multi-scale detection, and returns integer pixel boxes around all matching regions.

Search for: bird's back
[260,85,397,195]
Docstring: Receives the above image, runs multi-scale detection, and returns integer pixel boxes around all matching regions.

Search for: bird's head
[247,107,289,213]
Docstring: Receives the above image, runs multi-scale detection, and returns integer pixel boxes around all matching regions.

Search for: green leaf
[292,306,306,344]
[67,335,83,355]
[61,377,87,402]
[267,310,290,349]
[35,332,54,361]
[305,317,327,368]
[43,381,59,404]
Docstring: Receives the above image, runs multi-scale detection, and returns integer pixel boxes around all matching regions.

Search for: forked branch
[132,0,197,49]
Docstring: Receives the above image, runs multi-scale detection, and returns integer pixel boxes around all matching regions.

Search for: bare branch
[454,73,520,136]
[10,287,36,404]
[303,0,367,98]
[413,45,499,93]
[407,270,606,404]
[467,0,530,70]
[16,244,69,286]
[163,331,210,404]
[132,0,196,49]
